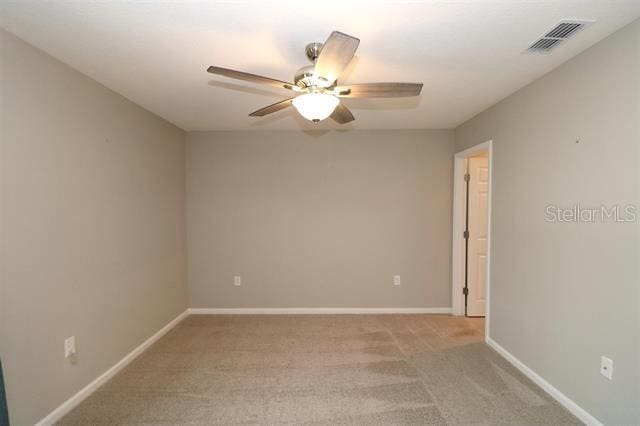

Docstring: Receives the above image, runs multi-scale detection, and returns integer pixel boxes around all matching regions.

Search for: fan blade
[248,97,294,117]
[330,103,355,124]
[334,83,423,98]
[207,66,297,91]
[314,31,360,86]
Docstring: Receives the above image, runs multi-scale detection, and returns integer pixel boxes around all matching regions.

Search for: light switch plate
[234,276,241,286]
[393,275,401,286]
[64,336,76,358]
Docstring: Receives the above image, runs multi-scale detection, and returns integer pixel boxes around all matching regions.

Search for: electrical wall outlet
[234,276,242,286]
[600,356,613,380]
[393,275,401,286]
[64,336,76,358]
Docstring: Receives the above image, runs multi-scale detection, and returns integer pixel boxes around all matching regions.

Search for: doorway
[451,141,492,328]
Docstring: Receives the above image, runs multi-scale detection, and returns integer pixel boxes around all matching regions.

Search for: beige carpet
[59,315,580,425]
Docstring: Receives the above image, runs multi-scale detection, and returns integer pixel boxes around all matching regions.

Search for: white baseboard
[36,309,190,426]
[189,307,452,315]
[486,337,602,426]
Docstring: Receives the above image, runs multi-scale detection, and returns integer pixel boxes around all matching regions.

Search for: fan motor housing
[294,65,315,88]
[294,66,337,90]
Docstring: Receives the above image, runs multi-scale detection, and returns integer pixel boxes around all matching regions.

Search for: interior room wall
[186,130,455,309]
[0,29,188,425]
[455,19,639,424]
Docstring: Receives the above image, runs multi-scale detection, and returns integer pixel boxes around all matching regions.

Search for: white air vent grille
[545,22,584,39]
[527,20,594,53]
[529,38,561,51]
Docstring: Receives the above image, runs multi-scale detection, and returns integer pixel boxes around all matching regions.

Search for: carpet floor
[59,314,580,425]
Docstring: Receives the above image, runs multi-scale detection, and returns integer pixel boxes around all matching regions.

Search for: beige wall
[0,30,188,424]
[455,20,639,424]
[187,130,454,309]
[4,13,637,425]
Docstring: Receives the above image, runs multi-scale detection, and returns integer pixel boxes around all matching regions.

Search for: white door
[467,156,489,317]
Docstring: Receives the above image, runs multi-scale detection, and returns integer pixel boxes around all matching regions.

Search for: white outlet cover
[64,336,76,358]
[234,276,241,286]
[600,356,613,380]
[393,275,401,286]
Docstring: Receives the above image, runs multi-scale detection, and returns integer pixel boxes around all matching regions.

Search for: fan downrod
[305,42,323,62]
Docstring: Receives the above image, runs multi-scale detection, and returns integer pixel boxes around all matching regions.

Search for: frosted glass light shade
[292,93,340,122]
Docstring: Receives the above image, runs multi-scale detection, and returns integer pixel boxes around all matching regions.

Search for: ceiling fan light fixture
[207,31,423,125]
[292,93,339,123]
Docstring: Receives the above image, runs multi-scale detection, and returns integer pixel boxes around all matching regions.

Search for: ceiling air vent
[526,20,594,53]
[529,38,561,51]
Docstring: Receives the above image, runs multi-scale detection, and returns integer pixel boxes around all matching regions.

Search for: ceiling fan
[207,31,423,124]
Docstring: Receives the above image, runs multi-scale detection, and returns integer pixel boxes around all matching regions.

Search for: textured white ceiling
[2,1,639,131]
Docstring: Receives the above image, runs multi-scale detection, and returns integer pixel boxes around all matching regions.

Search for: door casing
[451,141,493,337]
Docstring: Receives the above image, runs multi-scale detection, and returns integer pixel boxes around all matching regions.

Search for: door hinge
[464,173,470,182]
[462,287,469,296]
[463,230,469,239]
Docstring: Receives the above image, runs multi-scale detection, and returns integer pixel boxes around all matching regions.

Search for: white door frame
[451,140,493,336]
